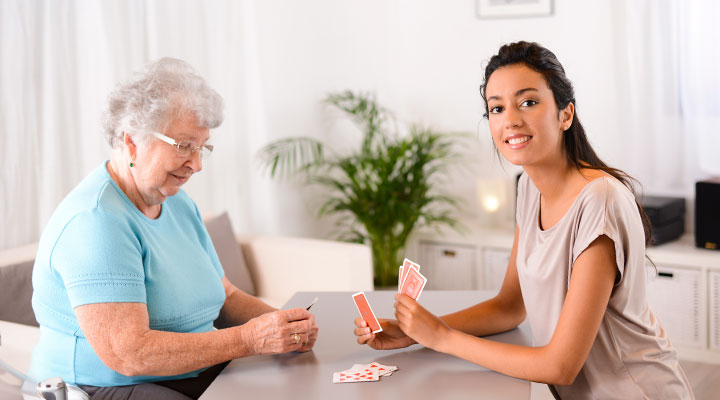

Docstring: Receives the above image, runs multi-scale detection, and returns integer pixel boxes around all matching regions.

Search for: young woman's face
[485,63,573,168]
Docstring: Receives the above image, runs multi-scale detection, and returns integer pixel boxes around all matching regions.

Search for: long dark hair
[479,41,653,246]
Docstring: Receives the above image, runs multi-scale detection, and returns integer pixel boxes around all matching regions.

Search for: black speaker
[695,178,720,250]
[641,196,685,245]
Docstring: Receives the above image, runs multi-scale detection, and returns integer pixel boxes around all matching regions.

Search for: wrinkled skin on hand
[243,308,318,355]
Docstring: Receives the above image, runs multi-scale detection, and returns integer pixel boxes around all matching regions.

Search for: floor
[530,360,720,400]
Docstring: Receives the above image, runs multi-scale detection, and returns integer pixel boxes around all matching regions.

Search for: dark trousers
[79,361,229,400]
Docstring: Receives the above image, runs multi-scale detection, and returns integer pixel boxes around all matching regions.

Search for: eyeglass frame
[150,131,214,159]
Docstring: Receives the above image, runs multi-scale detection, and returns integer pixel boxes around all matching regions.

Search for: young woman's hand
[394,293,452,351]
[353,317,416,350]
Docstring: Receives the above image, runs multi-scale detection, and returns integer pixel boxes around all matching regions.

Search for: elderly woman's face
[133,112,209,206]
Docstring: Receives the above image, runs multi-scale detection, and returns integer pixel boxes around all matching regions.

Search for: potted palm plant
[259,90,468,287]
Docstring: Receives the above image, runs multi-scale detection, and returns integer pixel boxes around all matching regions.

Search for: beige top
[515,173,693,400]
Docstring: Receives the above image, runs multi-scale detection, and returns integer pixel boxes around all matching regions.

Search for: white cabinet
[416,241,510,291]
[482,247,511,290]
[646,265,706,348]
[418,241,476,290]
[711,271,720,350]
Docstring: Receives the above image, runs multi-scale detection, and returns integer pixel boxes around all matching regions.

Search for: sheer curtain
[622,0,720,196]
[0,0,278,250]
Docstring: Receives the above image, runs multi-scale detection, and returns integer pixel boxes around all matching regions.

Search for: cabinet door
[711,271,720,350]
[482,247,511,291]
[419,241,476,290]
[646,265,707,348]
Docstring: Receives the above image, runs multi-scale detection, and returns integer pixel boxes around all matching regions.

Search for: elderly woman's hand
[241,308,318,355]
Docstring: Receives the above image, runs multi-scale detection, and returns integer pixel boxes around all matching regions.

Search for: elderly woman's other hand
[241,308,318,355]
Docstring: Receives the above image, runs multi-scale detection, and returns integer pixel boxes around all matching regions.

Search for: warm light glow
[482,196,501,213]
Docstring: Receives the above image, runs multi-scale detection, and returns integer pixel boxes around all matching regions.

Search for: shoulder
[43,165,131,235]
[578,175,636,212]
[39,164,144,255]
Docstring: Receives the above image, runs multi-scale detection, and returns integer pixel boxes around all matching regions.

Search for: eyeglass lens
[177,141,212,159]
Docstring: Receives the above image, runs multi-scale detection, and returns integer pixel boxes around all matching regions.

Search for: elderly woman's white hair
[103,57,224,149]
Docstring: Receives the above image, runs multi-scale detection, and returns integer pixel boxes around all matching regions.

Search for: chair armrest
[0,244,39,327]
[0,320,41,386]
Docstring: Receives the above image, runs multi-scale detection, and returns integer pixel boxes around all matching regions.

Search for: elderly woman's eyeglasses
[151,132,214,159]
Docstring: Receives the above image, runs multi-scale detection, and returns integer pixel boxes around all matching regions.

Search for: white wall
[233,0,630,238]
[0,0,637,248]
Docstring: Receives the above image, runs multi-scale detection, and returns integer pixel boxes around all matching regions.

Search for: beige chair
[237,234,374,308]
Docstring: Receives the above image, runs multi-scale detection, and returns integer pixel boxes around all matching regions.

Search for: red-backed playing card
[399,258,420,291]
[352,292,383,333]
[333,368,379,383]
[403,258,420,271]
[400,267,427,301]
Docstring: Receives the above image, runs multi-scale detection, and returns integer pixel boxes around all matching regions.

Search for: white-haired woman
[28,58,318,399]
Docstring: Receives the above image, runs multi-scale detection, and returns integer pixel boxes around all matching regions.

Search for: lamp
[476,178,509,228]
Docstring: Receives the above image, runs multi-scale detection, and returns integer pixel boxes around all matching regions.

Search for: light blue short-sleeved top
[28,162,226,387]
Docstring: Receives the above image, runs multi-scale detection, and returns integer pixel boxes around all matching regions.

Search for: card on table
[399,266,427,301]
[351,362,398,377]
[333,362,398,383]
[352,292,383,333]
[332,368,379,383]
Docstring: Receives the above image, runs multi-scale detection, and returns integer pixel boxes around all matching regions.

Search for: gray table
[201,290,534,399]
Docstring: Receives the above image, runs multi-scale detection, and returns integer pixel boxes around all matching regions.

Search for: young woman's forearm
[441,295,526,337]
[437,329,572,385]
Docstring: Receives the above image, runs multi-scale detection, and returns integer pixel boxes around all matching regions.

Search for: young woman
[353,42,694,399]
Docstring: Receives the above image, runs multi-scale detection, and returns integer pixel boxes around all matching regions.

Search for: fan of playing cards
[341,258,426,383]
[352,257,427,334]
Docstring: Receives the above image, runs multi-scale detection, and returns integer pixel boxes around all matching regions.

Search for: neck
[523,159,581,204]
[107,159,161,219]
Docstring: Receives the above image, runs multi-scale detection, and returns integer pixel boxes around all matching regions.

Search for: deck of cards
[332,362,398,383]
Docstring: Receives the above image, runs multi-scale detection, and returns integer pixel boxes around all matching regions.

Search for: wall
[236,0,629,239]
[0,0,635,248]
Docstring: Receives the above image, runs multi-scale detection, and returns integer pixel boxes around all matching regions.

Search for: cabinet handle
[443,250,456,257]
[658,271,674,278]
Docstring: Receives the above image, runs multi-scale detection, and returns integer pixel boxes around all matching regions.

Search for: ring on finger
[293,333,301,344]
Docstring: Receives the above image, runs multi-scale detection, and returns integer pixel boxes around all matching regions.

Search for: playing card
[352,362,398,377]
[333,368,379,383]
[397,265,404,292]
[400,266,427,301]
[352,292,383,333]
[403,258,420,271]
[399,258,420,291]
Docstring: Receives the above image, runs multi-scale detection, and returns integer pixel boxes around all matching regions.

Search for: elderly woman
[28,58,318,399]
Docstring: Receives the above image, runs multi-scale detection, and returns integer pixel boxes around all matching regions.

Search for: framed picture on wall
[476,0,553,18]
